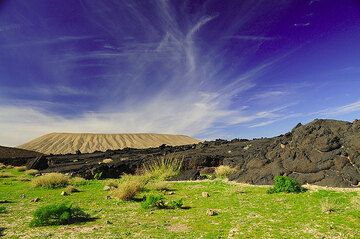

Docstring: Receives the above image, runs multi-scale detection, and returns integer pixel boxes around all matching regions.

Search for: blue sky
[0,0,360,146]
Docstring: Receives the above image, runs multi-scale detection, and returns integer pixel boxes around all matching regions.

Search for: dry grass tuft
[112,175,147,201]
[70,176,87,186]
[25,169,39,176]
[142,156,182,181]
[14,166,27,172]
[32,173,70,188]
[0,163,5,170]
[215,165,238,179]
[150,181,171,191]
[0,172,13,178]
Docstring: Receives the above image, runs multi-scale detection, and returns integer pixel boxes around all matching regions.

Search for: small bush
[215,165,237,179]
[112,175,147,201]
[25,169,39,176]
[14,166,27,172]
[167,199,184,209]
[142,156,182,181]
[141,195,166,209]
[32,173,70,188]
[0,206,6,214]
[267,176,306,194]
[141,195,184,209]
[30,203,90,227]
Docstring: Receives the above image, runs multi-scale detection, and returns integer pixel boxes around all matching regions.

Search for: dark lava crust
[1,119,359,187]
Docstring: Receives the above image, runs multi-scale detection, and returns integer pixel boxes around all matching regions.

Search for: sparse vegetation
[93,172,103,180]
[70,176,88,186]
[142,156,182,181]
[112,157,182,201]
[0,172,12,178]
[104,179,118,189]
[215,165,237,178]
[25,169,39,176]
[30,203,90,227]
[321,199,337,214]
[64,185,80,194]
[267,175,306,194]
[112,175,147,200]
[0,167,359,238]
[31,173,70,188]
[14,166,27,172]
[141,194,166,209]
[150,181,171,191]
[0,163,5,170]
[141,195,184,209]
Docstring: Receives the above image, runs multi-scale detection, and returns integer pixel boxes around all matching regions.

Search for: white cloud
[0,1,300,146]
[317,100,360,116]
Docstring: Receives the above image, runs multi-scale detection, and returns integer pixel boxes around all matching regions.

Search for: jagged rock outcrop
[1,119,359,187]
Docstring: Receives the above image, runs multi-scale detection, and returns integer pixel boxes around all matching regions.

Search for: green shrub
[167,199,184,209]
[30,203,90,227]
[267,176,306,194]
[0,206,6,214]
[141,194,166,209]
[141,195,184,209]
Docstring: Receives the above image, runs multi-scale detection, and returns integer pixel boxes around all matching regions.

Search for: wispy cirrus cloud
[317,100,360,116]
[0,0,302,146]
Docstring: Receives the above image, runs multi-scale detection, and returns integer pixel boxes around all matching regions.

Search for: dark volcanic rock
[27,155,48,170]
[3,119,360,187]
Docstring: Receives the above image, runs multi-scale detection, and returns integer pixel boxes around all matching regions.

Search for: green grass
[0,167,359,238]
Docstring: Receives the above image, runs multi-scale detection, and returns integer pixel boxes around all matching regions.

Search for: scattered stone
[167,191,175,195]
[31,198,40,202]
[106,195,112,200]
[20,194,26,199]
[207,209,218,216]
[106,220,113,224]
[103,186,111,191]
[280,143,286,149]
[60,191,69,196]
[202,192,210,197]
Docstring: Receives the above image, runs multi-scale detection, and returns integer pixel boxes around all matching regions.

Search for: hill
[18,133,200,154]
[0,145,42,159]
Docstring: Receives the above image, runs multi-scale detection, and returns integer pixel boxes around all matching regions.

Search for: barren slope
[18,133,200,154]
[0,145,42,158]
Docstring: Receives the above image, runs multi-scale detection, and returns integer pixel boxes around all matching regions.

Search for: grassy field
[0,168,359,239]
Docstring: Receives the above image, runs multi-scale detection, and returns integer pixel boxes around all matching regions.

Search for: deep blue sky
[0,0,360,146]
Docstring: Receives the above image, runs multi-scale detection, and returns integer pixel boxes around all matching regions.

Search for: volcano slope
[18,133,200,154]
[5,119,360,187]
